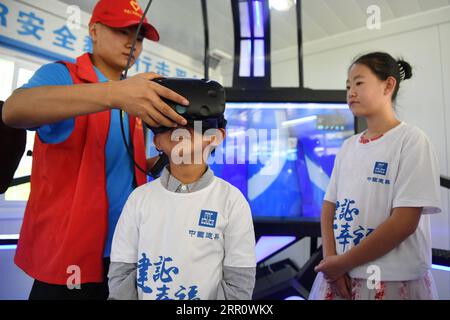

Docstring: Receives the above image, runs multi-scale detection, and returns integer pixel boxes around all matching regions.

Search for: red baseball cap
[89,0,160,41]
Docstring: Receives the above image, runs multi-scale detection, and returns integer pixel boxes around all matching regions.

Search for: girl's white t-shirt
[325,122,441,281]
[110,176,256,300]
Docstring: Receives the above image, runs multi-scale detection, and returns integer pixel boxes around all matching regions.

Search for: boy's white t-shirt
[110,176,256,300]
[325,122,441,281]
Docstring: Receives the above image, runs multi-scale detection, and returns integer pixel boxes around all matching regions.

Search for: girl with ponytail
[310,52,441,300]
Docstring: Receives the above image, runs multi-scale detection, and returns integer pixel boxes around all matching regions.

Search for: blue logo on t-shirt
[198,210,218,228]
[373,162,388,175]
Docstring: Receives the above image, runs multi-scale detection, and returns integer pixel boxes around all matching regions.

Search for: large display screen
[208,102,354,220]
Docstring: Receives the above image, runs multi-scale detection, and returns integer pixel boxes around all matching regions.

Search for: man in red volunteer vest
[2,0,189,299]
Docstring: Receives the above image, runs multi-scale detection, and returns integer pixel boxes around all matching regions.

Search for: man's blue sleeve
[21,63,75,144]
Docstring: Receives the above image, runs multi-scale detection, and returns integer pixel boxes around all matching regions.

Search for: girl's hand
[314,255,349,282]
[330,274,352,300]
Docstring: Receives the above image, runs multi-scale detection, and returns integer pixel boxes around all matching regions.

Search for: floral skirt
[309,271,438,300]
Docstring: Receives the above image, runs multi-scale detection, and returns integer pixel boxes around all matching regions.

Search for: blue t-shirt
[22,63,137,257]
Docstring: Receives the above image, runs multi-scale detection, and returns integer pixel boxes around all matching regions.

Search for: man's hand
[109,72,189,127]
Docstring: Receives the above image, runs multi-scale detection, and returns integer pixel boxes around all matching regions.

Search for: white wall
[265,6,450,299]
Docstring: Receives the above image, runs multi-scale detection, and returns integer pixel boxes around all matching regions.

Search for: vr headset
[148,78,227,177]
[149,78,227,134]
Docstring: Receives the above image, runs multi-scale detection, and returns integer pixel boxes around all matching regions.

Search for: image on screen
[208,102,355,220]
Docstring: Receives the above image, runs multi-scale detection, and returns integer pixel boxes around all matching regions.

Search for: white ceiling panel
[388,0,422,17]
[322,0,366,30]
[56,0,450,63]
[354,0,396,21]
[302,0,348,35]
[417,0,450,11]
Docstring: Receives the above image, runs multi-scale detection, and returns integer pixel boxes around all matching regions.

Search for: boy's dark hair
[351,52,413,101]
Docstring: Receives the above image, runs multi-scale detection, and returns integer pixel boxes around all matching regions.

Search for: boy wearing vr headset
[109,103,257,300]
[3,0,189,300]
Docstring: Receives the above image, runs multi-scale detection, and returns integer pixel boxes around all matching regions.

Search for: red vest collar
[75,53,100,83]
